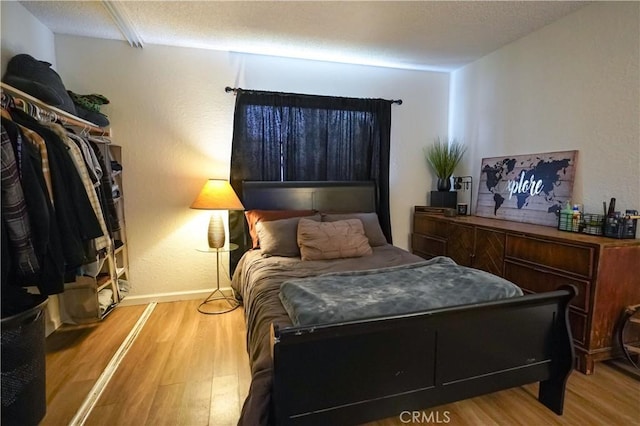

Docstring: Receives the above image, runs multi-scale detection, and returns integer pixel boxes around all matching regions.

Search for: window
[229,89,396,265]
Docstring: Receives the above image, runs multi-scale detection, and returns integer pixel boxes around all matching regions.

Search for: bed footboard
[272,286,575,425]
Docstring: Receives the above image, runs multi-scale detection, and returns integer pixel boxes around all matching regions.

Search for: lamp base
[208,212,225,248]
[197,288,239,315]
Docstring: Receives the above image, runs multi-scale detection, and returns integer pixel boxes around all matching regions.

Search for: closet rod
[1,82,109,136]
[225,86,403,105]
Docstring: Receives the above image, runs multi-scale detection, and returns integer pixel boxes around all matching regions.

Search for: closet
[1,82,130,322]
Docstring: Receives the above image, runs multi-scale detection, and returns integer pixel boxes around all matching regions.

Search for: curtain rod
[225,86,402,105]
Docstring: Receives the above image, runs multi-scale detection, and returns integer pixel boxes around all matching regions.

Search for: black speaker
[430,191,457,208]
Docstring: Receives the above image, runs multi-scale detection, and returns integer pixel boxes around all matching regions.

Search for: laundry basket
[1,296,48,426]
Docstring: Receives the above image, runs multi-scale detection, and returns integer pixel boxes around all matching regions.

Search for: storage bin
[1,296,48,426]
[558,212,605,236]
[604,216,638,239]
[582,213,605,236]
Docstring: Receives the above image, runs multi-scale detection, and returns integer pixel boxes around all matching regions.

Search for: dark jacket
[9,109,103,274]
[2,117,66,294]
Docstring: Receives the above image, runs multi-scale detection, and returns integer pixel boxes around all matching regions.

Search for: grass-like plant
[424,137,467,179]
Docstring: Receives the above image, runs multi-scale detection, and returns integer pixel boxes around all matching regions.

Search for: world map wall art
[476,150,578,227]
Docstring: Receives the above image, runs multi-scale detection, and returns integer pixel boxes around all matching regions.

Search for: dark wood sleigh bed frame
[241,181,576,426]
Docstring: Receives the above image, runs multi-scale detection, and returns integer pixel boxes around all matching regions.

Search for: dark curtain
[229,90,393,270]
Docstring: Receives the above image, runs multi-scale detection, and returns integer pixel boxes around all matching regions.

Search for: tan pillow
[297,218,372,261]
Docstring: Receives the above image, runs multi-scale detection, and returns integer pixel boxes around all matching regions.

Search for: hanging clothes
[44,122,111,253]
[67,132,102,186]
[16,124,54,205]
[88,138,120,234]
[1,125,39,278]
[2,107,104,292]
[2,117,65,294]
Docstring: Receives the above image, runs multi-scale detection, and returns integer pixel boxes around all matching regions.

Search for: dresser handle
[531,266,550,274]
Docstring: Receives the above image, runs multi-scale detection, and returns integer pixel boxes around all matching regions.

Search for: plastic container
[1,296,48,426]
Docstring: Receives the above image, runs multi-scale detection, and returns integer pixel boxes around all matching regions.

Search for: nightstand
[197,243,239,314]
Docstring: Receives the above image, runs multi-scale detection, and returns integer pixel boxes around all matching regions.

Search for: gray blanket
[279,256,523,326]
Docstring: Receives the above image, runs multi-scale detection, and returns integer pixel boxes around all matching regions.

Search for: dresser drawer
[569,310,588,346]
[413,215,448,238]
[411,234,446,258]
[504,261,590,312]
[521,290,587,345]
[505,234,594,278]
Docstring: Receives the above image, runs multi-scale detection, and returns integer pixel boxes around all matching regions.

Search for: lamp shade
[190,179,244,211]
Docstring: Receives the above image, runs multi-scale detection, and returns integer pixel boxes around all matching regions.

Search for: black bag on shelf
[2,53,77,115]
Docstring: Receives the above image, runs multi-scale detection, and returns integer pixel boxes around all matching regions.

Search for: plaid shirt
[1,125,40,275]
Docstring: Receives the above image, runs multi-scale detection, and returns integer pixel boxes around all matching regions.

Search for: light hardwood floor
[43,300,639,426]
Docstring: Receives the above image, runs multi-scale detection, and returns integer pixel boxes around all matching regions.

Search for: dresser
[411,209,640,374]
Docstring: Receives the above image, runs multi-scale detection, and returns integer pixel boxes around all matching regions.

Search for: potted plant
[424,137,467,191]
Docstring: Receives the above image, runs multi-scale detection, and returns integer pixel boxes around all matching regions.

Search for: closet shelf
[97,274,112,288]
[63,274,111,292]
[116,267,126,278]
[97,281,113,293]
[1,82,109,136]
[100,303,117,319]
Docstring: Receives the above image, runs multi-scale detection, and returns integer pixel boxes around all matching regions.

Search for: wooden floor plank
[84,403,120,426]
[145,382,186,426]
[40,378,95,426]
[159,300,201,386]
[41,304,147,426]
[88,303,178,423]
[181,379,214,426]
[184,311,219,383]
[43,300,639,426]
[365,366,640,425]
[210,375,241,426]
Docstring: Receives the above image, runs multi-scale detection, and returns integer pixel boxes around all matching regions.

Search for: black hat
[2,54,77,115]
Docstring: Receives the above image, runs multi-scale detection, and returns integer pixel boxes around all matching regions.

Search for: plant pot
[437,177,452,191]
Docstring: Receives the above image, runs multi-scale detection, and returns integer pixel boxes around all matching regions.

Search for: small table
[196,243,239,314]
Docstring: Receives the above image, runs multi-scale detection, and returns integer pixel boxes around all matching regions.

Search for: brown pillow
[245,209,316,248]
[297,218,372,261]
[322,212,388,247]
[256,215,321,257]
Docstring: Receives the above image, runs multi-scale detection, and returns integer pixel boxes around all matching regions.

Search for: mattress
[231,244,424,426]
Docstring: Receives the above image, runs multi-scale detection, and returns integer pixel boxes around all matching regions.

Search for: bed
[231,181,575,426]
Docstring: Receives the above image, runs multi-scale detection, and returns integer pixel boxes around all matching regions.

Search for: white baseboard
[118,287,236,306]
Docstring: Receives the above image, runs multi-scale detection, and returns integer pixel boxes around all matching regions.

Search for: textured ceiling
[20,1,589,71]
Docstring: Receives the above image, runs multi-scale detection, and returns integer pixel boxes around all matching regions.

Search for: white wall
[1,1,56,74]
[13,2,633,306]
[450,2,640,215]
[50,36,448,303]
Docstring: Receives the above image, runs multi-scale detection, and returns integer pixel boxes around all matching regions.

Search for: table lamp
[190,179,244,248]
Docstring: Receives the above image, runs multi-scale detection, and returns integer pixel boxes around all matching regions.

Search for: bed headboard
[230,181,379,271]
[242,181,377,212]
